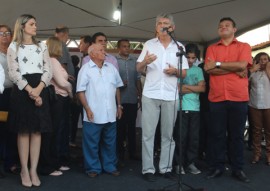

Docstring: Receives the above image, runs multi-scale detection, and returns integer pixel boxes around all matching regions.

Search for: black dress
[9,73,52,133]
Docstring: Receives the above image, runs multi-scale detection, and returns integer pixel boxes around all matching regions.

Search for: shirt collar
[89,59,108,68]
[216,38,238,45]
[116,54,132,60]
[154,37,177,47]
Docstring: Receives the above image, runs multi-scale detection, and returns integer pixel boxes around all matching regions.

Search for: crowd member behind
[0,64,4,180]
[0,26,11,94]
[173,43,205,175]
[7,14,52,187]
[0,65,4,178]
[204,17,252,183]
[116,39,142,162]
[47,37,73,171]
[0,63,4,177]
[38,36,68,177]
[248,52,270,165]
[77,44,123,178]
[0,63,4,180]
[69,55,82,147]
[79,35,92,66]
[137,13,188,182]
[54,25,74,78]
[90,32,119,70]
[198,59,210,160]
[0,25,20,177]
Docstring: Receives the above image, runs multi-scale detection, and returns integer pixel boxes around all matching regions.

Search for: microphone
[161,27,172,33]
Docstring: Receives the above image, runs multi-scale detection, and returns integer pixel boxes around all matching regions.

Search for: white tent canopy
[1,0,270,45]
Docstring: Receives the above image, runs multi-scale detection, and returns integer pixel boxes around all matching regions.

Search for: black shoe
[206,169,223,179]
[232,170,250,183]
[143,173,156,182]
[161,172,178,181]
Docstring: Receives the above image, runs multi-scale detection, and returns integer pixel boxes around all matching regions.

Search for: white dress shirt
[137,38,189,101]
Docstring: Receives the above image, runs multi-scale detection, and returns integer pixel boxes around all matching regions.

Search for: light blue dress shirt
[76,60,123,124]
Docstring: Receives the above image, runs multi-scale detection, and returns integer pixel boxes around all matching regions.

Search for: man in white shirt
[77,44,123,178]
[137,13,189,182]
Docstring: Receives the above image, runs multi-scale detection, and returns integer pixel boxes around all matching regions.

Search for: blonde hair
[13,14,39,49]
[46,36,63,58]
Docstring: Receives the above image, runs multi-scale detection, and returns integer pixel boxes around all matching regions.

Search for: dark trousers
[117,103,137,159]
[247,107,253,148]
[199,111,210,157]
[39,132,60,175]
[173,111,200,166]
[0,88,19,170]
[0,128,19,170]
[70,100,82,143]
[208,101,247,171]
[50,95,70,166]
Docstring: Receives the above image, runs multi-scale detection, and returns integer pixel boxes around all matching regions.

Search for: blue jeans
[208,101,247,171]
[82,121,117,174]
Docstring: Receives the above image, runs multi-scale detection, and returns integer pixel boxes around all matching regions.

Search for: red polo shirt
[205,38,252,102]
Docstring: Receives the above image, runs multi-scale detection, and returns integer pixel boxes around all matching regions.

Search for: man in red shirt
[204,17,252,183]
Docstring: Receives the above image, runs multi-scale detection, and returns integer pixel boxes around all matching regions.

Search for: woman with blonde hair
[46,36,73,172]
[7,14,52,187]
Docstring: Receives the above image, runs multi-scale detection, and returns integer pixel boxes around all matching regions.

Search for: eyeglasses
[0,32,11,37]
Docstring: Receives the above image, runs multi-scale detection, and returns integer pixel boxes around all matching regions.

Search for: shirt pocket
[106,72,117,87]
[166,52,178,67]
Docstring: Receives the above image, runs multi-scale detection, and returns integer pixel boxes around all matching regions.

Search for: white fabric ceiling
[1,0,270,45]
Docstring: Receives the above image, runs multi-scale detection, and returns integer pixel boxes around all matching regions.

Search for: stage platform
[1,129,270,191]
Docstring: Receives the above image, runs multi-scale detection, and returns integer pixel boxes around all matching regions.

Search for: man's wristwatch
[215,62,221,68]
[118,105,123,109]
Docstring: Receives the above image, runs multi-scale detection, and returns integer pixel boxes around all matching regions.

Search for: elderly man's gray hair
[156,13,175,26]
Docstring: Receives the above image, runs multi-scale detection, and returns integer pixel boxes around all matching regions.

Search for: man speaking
[137,13,189,182]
